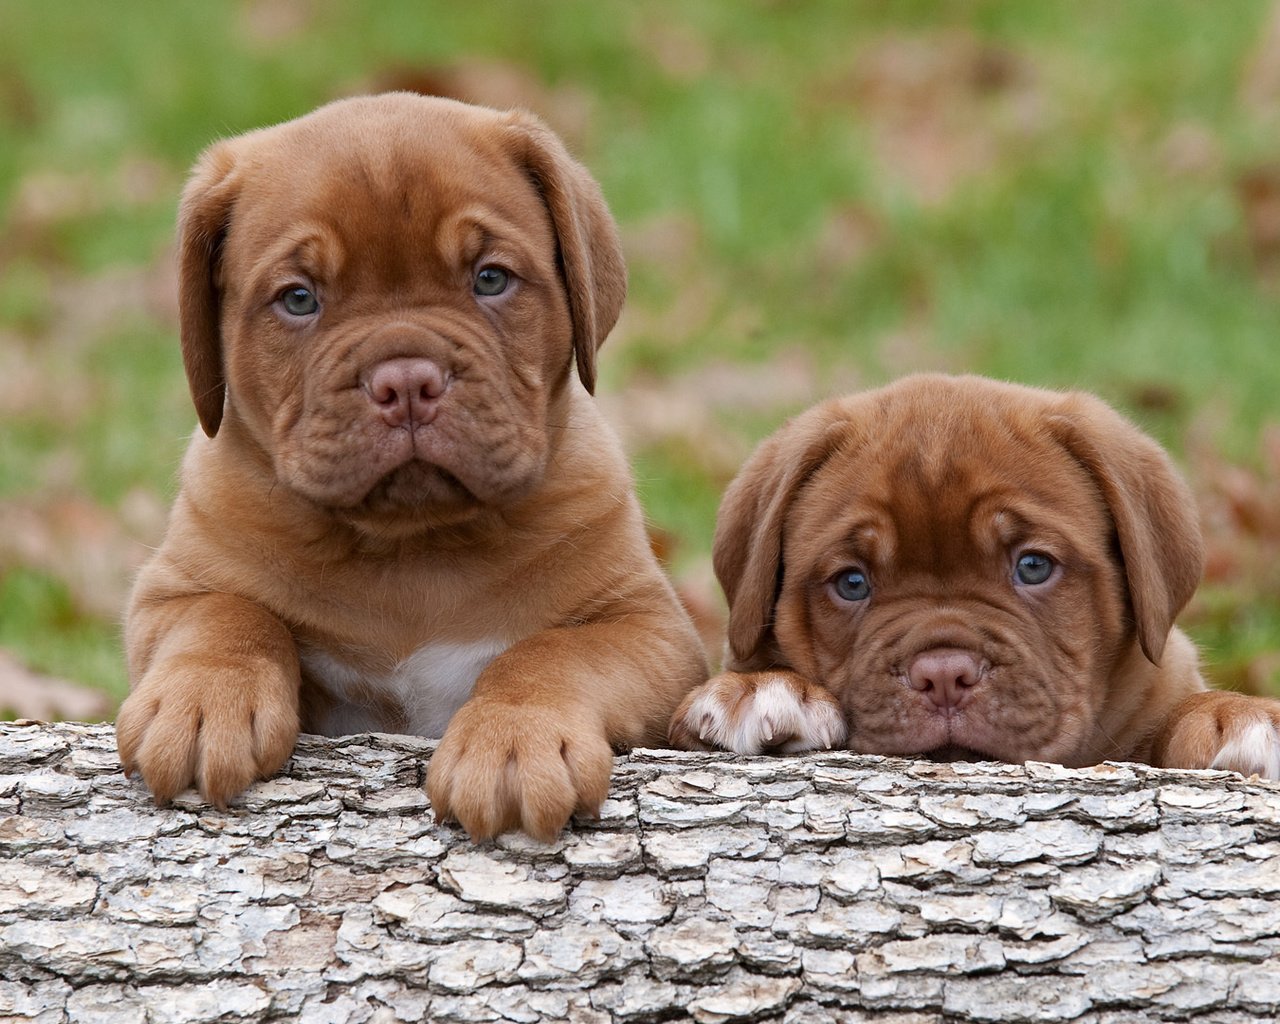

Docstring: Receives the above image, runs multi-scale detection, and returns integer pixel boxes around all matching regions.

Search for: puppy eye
[473,266,510,297]
[1015,552,1055,586]
[280,286,319,317]
[832,569,871,603]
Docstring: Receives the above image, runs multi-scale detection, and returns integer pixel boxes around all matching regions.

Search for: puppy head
[177,93,624,529]
[716,374,1203,764]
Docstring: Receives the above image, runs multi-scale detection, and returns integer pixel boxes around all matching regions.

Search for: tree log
[1,721,1279,1023]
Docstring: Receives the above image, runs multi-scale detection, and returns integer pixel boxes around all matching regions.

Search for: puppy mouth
[290,422,531,512]
[357,460,475,512]
[920,744,992,763]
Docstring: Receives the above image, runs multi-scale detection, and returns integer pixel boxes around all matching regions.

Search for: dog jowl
[670,373,1280,780]
[117,93,707,840]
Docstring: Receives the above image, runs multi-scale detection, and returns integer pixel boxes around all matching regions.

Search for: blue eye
[474,266,510,296]
[832,569,871,602]
[1015,552,1054,586]
[280,286,318,316]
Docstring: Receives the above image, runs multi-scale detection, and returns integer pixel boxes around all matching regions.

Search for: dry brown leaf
[607,276,727,367]
[812,203,884,276]
[673,558,728,673]
[875,322,962,378]
[0,649,112,722]
[1240,0,1280,112]
[632,19,712,81]
[1235,164,1280,287]
[818,31,1039,205]
[1158,122,1221,180]
[360,62,594,148]
[0,67,38,129]
[237,0,316,47]
[1244,650,1280,696]
[1188,416,1280,599]
[0,493,160,621]
[621,213,705,278]
[601,350,854,481]
[9,158,174,231]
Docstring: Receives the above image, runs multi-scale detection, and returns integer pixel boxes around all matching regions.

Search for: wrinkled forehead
[786,410,1112,571]
[223,102,554,268]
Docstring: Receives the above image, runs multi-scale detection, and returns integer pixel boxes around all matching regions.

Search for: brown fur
[117,94,707,840]
[670,375,1280,778]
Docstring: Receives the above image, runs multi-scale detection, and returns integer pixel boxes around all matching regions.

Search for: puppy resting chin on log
[670,374,1280,780]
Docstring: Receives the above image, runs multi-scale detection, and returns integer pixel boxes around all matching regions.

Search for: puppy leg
[118,591,301,806]
[1151,691,1280,780]
[427,613,705,842]
[668,670,848,755]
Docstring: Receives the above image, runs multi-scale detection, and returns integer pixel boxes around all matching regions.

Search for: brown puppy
[670,374,1280,779]
[117,93,707,840]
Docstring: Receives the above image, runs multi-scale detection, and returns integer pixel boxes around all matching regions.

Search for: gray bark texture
[1,722,1279,1024]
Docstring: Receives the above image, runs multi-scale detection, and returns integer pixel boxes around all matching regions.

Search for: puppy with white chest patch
[670,374,1280,780]
[117,93,708,840]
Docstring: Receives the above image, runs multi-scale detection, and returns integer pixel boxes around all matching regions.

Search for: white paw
[684,675,847,755]
[1211,719,1280,780]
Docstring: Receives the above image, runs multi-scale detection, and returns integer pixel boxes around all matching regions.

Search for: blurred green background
[3,0,1280,717]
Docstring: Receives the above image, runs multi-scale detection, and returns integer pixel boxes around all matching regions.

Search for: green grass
[3,0,1280,706]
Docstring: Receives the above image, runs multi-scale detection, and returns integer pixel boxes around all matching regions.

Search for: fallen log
[1,721,1278,1023]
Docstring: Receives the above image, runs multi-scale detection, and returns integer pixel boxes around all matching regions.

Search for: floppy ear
[506,113,626,394]
[716,405,846,670]
[177,140,241,437]
[1050,394,1204,665]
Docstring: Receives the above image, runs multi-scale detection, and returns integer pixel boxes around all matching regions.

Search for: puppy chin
[869,737,1042,765]
[921,745,989,763]
[354,462,481,515]
[285,451,546,522]
[850,719,1081,767]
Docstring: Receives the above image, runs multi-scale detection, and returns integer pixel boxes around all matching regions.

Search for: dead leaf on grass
[0,493,162,622]
[237,0,316,47]
[9,157,174,232]
[360,61,594,147]
[1240,0,1280,113]
[0,649,112,722]
[608,276,727,366]
[818,31,1041,205]
[1158,122,1222,181]
[648,527,727,668]
[810,202,885,281]
[0,67,38,129]
[1234,164,1280,288]
[674,559,727,672]
[874,321,963,378]
[632,18,713,82]
[602,349,855,482]
[1188,418,1280,593]
[0,331,51,417]
[621,212,706,279]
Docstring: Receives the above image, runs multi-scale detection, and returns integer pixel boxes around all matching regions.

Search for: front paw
[1155,691,1280,780]
[116,667,299,807]
[426,699,612,842]
[668,670,848,754]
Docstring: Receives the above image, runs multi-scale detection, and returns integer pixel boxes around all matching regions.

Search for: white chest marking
[301,639,510,739]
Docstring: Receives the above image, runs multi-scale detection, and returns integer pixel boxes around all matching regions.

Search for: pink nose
[362,358,448,428]
[907,647,984,710]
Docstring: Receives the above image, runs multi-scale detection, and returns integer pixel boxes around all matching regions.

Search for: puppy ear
[716,406,846,669]
[506,113,626,394]
[177,141,241,437]
[1050,395,1204,665]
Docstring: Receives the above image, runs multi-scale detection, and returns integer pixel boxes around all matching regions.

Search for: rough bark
[1,721,1278,1024]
